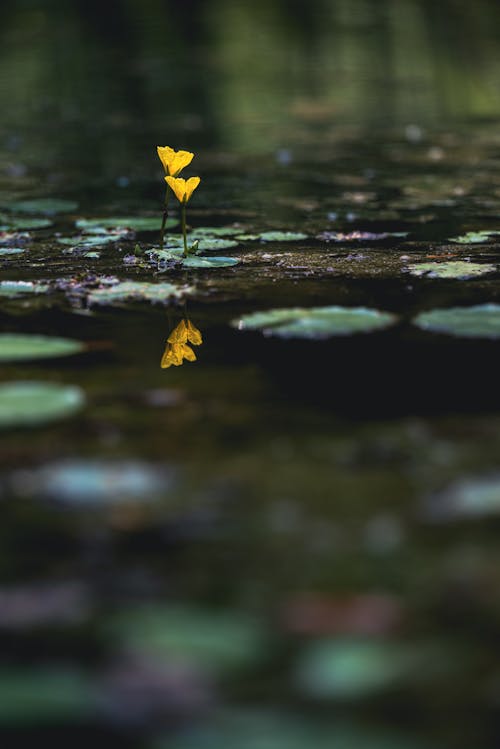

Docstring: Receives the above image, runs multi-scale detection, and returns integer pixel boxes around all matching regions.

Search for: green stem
[181,201,188,257]
[159,186,170,251]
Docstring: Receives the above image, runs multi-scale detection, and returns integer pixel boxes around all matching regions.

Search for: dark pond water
[2,1,500,747]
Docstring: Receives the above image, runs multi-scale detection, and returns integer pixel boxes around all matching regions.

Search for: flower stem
[181,202,188,257]
[159,186,170,251]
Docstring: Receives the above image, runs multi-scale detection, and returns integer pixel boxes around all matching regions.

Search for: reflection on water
[161,317,203,368]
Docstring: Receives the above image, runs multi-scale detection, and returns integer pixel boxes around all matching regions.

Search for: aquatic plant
[156,146,194,250]
[165,176,201,257]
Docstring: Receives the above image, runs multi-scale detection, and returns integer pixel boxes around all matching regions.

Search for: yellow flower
[160,342,184,368]
[180,343,197,362]
[186,319,202,345]
[165,176,201,204]
[157,146,194,177]
[167,319,188,344]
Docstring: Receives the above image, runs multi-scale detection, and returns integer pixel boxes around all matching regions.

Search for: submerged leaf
[0,382,85,428]
[406,261,496,279]
[0,334,84,362]
[233,306,397,339]
[413,304,500,338]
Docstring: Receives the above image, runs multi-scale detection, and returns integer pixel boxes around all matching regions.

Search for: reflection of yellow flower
[157,146,194,177]
[161,319,203,368]
[165,176,201,204]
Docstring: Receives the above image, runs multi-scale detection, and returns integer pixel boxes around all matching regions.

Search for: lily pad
[0,668,94,724]
[295,638,440,700]
[233,306,397,339]
[151,248,239,268]
[406,261,496,279]
[0,248,24,256]
[163,236,239,252]
[57,234,123,248]
[6,199,78,215]
[107,605,266,674]
[0,334,84,363]
[0,214,52,230]
[427,475,500,520]
[76,216,177,232]
[318,231,408,242]
[17,459,172,506]
[413,304,500,338]
[257,231,308,242]
[449,230,500,244]
[0,382,85,428]
[0,281,49,297]
[190,226,242,237]
[87,280,189,306]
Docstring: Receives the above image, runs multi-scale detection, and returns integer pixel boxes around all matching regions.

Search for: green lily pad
[0,334,84,363]
[295,638,438,700]
[449,230,500,244]
[413,304,500,338]
[0,214,52,230]
[0,281,49,297]
[0,382,85,428]
[57,234,123,248]
[233,306,397,339]
[107,605,266,674]
[6,199,78,215]
[0,248,24,256]
[87,280,189,306]
[190,226,242,237]
[163,236,239,251]
[151,248,239,268]
[0,668,95,724]
[406,261,496,279]
[429,475,500,520]
[153,710,435,749]
[76,216,177,232]
[257,231,308,242]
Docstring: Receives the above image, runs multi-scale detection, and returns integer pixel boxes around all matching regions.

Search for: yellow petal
[157,147,194,176]
[186,319,202,345]
[181,343,197,362]
[160,342,184,368]
[165,176,201,203]
[167,319,188,344]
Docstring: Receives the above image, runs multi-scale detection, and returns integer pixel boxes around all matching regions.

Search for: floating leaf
[449,230,500,244]
[0,668,95,724]
[233,306,396,339]
[257,231,308,242]
[57,234,123,248]
[76,216,176,232]
[0,334,84,362]
[0,382,85,428]
[0,281,49,297]
[162,236,239,252]
[108,605,266,674]
[0,214,52,230]
[295,638,440,700]
[190,226,242,237]
[16,459,172,506]
[413,304,500,338]
[426,474,500,520]
[6,199,78,215]
[0,248,24,256]
[406,261,496,279]
[151,248,239,268]
[318,231,408,242]
[87,280,189,306]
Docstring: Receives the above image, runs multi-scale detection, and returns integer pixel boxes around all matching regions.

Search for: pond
[2,1,500,747]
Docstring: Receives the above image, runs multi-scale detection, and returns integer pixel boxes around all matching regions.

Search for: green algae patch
[233,306,397,339]
[0,334,84,363]
[406,261,497,279]
[87,280,190,306]
[413,304,500,338]
[0,382,85,428]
